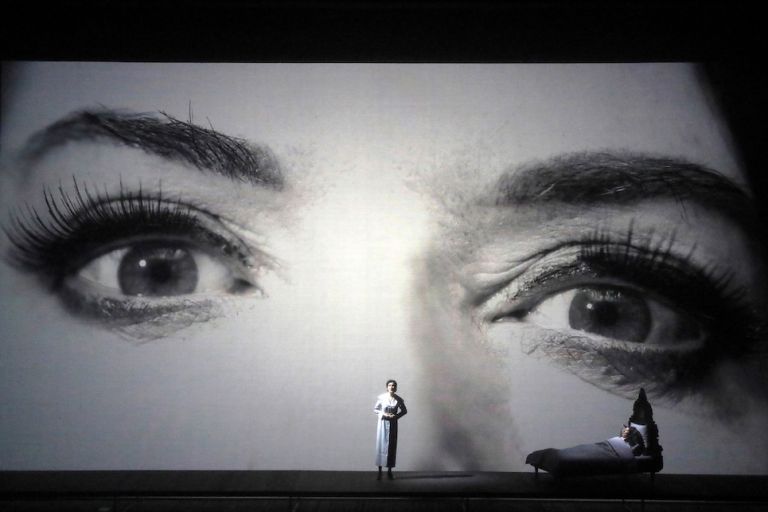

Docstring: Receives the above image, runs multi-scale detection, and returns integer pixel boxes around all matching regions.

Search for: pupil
[568,287,651,343]
[592,302,619,326]
[148,261,173,283]
[118,244,198,296]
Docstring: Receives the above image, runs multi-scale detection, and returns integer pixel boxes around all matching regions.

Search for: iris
[568,287,651,343]
[118,244,198,296]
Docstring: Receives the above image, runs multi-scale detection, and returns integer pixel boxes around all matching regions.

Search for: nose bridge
[319,176,426,304]
[283,162,431,345]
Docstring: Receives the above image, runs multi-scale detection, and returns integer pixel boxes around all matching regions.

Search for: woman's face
[387,382,397,394]
[1,63,765,473]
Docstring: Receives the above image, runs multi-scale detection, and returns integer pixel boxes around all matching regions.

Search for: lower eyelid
[487,322,705,403]
[494,322,762,420]
[58,287,225,340]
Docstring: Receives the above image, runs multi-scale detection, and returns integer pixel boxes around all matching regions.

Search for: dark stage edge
[2,471,768,511]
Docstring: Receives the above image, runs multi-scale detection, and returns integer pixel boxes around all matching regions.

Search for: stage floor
[3,470,768,511]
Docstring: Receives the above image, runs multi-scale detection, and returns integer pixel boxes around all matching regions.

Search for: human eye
[522,284,702,347]
[4,180,271,333]
[480,225,765,411]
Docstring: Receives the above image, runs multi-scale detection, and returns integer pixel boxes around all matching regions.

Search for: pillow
[629,422,648,449]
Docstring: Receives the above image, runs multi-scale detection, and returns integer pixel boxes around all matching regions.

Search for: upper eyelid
[43,180,263,241]
[474,232,743,318]
[468,221,726,290]
[463,239,639,308]
[3,182,264,284]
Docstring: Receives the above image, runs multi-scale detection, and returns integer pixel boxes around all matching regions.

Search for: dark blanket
[526,441,642,477]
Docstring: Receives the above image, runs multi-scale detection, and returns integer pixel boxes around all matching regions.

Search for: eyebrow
[19,109,284,189]
[493,151,759,232]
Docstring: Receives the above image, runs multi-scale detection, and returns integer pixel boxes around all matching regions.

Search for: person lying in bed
[526,388,662,476]
[622,426,646,455]
[604,425,646,459]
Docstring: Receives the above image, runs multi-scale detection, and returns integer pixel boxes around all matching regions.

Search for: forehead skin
[0,62,743,188]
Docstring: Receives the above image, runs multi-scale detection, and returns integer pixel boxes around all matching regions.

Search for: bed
[525,388,663,478]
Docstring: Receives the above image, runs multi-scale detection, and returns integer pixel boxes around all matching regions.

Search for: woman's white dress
[374,392,407,467]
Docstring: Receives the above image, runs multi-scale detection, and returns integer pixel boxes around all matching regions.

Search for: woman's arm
[375,399,391,419]
[395,398,408,420]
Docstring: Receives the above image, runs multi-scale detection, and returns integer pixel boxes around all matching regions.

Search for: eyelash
[512,229,742,321]
[490,225,765,404]
[4,179,258,291]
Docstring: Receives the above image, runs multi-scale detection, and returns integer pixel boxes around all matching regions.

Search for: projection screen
[1,62,766,474]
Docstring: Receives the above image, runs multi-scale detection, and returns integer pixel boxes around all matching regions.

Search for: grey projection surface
[0,62,765,474]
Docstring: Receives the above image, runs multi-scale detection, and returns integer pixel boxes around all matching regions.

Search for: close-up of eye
[4,182,265,321]
[481,231,763,404]
[75,240,247,298]
[522,284,703,348]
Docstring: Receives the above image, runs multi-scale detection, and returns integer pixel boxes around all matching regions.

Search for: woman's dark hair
[386,380,397,388]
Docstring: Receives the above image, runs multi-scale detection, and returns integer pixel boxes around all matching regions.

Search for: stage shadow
[395,473,474,480]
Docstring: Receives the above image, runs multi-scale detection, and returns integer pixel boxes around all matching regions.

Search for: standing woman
[374,379,407,479]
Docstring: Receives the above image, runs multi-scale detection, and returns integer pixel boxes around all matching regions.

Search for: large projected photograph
[1,62,766,476]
